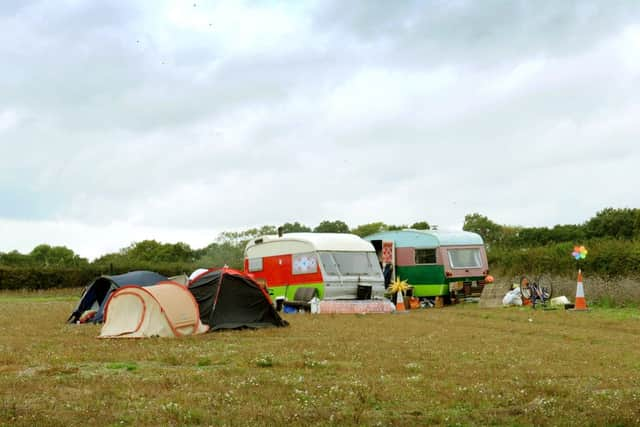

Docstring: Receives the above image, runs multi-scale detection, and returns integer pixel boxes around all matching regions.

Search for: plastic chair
[282,287,319,312]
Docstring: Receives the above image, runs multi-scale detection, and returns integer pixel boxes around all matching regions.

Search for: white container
[310,297,320,314]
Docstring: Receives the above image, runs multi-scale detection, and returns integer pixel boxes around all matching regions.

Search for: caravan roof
[245,232,375,257]
[364,229,484,249]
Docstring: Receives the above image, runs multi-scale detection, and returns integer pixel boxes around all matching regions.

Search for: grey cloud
[1,1,358,134]
[29,1,141,36]
[1,0,639,256]
[0,1,36,17]
[312,0,640,65]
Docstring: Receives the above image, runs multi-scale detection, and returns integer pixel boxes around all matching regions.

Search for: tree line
[0,220,431,271]
[1,208,639,275]
[463,208,640,248]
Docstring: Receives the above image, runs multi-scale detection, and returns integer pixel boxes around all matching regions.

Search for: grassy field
[1,289,640,426]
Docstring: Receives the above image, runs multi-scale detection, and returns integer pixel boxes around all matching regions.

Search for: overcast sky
[1,0,639,259]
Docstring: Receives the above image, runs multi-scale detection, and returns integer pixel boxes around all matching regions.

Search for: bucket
[283,305,297,314]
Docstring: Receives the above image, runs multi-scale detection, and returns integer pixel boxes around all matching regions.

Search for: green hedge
[0,267,98,290]
[488,238,640,277]
[90,261,199,278]
[0,262,199,290]
[4,239,640,290]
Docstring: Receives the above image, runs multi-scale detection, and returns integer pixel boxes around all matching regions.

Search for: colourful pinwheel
[572,245,588,260]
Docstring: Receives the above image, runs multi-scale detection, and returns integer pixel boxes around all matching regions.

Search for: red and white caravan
[244,233,385,300]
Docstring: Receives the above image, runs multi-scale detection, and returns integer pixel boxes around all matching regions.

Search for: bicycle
[519,275,553,308]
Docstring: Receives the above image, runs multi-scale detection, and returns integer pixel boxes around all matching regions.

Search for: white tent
[99,281,209,338]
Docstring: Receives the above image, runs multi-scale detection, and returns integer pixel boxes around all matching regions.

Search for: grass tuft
[106,362,138,371]
[253,353,275,368]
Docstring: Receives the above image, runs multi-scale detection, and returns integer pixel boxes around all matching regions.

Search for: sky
[1,0,639,260]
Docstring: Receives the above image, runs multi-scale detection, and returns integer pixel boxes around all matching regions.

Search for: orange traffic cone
[574,269,588,311]
[395,291,406,311]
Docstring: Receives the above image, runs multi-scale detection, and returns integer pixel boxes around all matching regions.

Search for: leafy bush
[90,261,198,277]
[0,262,198,290]
[488,238,640,277]
[0,267,99,290]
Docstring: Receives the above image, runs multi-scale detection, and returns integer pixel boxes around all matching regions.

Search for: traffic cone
[574,269,588,311]
[395,291,405,311]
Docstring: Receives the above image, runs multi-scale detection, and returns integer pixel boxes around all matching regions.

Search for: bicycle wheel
[519,276,532,300]
[536,275,553,300]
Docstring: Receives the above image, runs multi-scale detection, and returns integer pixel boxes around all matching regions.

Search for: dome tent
[188,268,288,331]
[99,281,209,338]
[67,271,167,324]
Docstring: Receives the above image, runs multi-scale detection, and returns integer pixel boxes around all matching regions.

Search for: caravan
[244,233,385,300]
[364,229,489,299]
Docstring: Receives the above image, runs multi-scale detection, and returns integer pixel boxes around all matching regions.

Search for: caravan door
[382,240,395,284]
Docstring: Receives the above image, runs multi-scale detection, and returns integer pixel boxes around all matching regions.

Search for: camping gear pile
[68,268,288,338]
[502,286,523,306]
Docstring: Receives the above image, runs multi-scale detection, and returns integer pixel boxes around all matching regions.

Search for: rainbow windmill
[572,245,588,261]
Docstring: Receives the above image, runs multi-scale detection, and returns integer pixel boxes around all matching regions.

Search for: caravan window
[415,248,436,264]
[447,248,482,268]
[331,252,381,276]
[292,253,318,275]
[247,258,263,272]
[319,253,339,276]
[319,252,382,277]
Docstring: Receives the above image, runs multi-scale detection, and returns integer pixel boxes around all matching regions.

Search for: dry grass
[1,289,640,426]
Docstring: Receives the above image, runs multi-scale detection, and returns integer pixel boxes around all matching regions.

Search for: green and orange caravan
[363,229,490,299]
[243,233,385,300]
